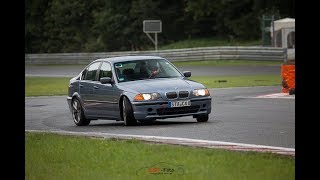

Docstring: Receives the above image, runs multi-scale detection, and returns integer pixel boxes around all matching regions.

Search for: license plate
[169,100,191,108]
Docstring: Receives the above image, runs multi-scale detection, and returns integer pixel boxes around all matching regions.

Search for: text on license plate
[169,100,191,108]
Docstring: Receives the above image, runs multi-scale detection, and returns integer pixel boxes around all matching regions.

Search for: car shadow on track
[89,120,198,127]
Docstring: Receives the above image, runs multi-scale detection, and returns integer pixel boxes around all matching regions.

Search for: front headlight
[193,89,210,96]
[134,93,160,101]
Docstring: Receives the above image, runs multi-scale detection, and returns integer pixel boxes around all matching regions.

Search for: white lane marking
[209,86,279,90]
[254,93,295,99]
[236,93,295,99]
[26,129,295,156]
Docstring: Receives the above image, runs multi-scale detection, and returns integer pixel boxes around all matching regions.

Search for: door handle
[79,84,84,87]
[93,86,99,89]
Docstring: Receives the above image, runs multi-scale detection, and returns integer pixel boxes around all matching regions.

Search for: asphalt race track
[25,65,279,77]
[25,86,295,148]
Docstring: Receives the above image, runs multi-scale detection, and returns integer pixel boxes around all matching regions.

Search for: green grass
[172,60,282,67]
[25,77,70,96]
[189,74,281,88]
[159,38,261,50]
[26,132,294,180]
[25,74,280,97]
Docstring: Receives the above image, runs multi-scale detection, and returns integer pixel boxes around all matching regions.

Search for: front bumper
[131,97,212,120]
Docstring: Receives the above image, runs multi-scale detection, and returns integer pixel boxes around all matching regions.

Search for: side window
[98,62,112,80]
[83,62,101,81]
[81,69,87,80]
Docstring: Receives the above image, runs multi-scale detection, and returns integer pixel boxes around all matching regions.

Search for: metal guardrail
[25,46,286,64]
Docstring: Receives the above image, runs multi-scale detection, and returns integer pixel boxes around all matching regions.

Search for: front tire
[71,98,90,126]
[122,97,137,126]
[196,114,209,122]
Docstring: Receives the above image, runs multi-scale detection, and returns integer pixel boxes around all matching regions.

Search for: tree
[25,0,50,53]
[43,0,95,52]
[25,0,295,53]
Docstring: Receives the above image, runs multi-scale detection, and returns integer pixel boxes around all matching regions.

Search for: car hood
[118,78,205,93]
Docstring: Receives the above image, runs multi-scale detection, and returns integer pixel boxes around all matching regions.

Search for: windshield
[114,59,183,83]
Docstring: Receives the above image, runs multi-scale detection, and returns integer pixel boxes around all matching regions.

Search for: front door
[91,62,117,118]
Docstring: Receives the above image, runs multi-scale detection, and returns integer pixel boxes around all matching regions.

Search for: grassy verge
[189,74,280,88]
[25,77,70,96]
[172,60,282,67]
[25,75,280,96]
[159,38,260,50]
[26,132,294,180]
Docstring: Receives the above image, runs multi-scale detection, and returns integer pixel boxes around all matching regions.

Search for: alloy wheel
[72,100,81,124]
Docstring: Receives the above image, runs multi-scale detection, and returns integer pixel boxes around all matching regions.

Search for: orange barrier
[281,64,295,93]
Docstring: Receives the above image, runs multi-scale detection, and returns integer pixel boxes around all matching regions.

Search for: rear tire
[71,98,90,126]
[196,114,209,122]
[122,97,137,126]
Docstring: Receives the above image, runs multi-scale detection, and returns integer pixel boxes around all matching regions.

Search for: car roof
[93,56,165,64]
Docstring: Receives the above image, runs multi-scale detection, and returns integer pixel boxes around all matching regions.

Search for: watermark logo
[136,162,184,176]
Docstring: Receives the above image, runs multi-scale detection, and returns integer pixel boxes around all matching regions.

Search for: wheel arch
[71,92,88,118]
[71,92,82,105]
[119,95,128,121]
[118,92,136,121]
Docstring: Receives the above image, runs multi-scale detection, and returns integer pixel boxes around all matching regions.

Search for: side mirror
[100,77,112,84]
[183,71,191,77]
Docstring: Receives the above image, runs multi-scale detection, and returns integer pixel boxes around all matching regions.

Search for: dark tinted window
[98,62,112,80]
[83,62,101,81]
[81,69,87,80]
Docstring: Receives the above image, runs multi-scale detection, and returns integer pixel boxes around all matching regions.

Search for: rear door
[79,62,101,114]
